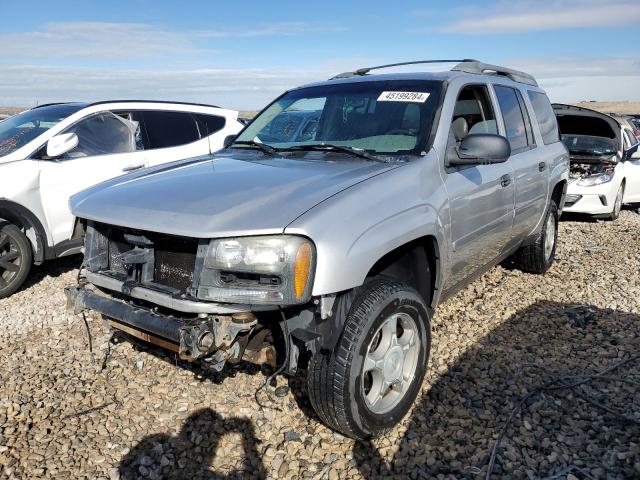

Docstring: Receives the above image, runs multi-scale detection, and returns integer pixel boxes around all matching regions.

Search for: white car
[553,104,640,220]
[0,101,243,298]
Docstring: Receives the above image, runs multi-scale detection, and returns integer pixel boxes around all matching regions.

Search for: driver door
[37,112,147,246]
[443,84,515,288]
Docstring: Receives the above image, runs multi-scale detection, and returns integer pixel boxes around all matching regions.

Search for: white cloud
[1,57,638,111]
[0,64,333,110]
[509,57,640,102]
[0,21,344,61]
[438,0,640,34]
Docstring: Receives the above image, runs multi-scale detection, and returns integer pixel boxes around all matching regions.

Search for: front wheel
[307,279,431,440]
[513,200,558,274]
[0,222,33,299]
[608,183,625,221]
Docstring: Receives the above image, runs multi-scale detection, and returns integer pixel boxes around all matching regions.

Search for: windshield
[0,104,85,157]
[235,80,443,156]
[561,134,617,156]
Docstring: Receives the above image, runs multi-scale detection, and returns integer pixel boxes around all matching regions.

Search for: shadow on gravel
[19,253,81,291]
[119,407,266,479]
[561,205,639,223]
[353,300,640,479]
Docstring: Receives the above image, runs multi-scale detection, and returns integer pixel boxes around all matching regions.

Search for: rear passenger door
[493,85,547,241]
[134,110,210,166]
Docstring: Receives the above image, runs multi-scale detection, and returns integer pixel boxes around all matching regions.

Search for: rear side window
[195,114,226,137]
[140,111,200,149]
[527,91,560,144]
[494,85,530,154]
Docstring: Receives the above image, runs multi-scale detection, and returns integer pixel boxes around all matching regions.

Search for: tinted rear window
[527,91,560,144]
[195,114,226,136]
[141,111,200,149]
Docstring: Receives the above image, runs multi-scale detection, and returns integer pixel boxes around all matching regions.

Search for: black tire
[0,222,33,299]
[514,200,558,274]
[307,279,431,440]
[608,183,625,221]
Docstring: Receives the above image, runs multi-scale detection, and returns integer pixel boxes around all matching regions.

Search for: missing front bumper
[64,286,271,369]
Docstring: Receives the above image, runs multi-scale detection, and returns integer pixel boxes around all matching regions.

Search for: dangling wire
[81,311,93,353]
[254,309,291,410]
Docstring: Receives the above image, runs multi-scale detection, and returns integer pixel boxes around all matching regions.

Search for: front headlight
[197,235,315,305]
[577,173,613,186]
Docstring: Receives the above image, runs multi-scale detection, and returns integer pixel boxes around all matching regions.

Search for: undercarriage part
[65,285,264,370]
[65,285,186,343]
[108,319,179,352]
[241,327,277,367]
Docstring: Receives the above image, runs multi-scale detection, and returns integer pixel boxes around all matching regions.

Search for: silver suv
[66,60,568,439]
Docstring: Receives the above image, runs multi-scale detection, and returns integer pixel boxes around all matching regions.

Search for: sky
[1,0,639,110]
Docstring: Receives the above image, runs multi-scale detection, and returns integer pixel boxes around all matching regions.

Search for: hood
[70,152,400,238]
[552,103,621,159]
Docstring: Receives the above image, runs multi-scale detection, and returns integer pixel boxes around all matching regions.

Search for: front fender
[286,157,448,296]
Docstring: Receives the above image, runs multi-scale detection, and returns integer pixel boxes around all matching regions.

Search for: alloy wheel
[362,312,420,414]
[0,232,22,289]
[544,211,556,262]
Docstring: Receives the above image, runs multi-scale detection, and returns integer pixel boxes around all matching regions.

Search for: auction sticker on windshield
[377,91,430,103]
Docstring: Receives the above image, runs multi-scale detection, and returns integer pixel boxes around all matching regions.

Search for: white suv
[0,101,243,298]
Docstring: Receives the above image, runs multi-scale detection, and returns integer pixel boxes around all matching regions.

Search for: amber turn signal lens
[294,242,312,299]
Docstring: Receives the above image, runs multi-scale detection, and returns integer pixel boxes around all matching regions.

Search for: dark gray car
[66,60,569,439]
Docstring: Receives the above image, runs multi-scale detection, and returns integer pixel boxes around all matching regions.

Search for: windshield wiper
[282,144,385,162]
[231,140,278,156]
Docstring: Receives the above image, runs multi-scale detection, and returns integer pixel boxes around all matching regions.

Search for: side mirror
[449,133,511,166]
[223,134,237,148]
[47,132,79,158]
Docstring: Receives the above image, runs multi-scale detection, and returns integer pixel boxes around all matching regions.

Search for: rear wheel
[608,183,625,221]
[306,279,431,440]
[0,222,33,299]
[514,200,558,274]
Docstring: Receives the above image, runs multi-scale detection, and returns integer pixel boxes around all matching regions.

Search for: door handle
[122,163,145,172]
[500,174,512,187]
[538,161,546,172]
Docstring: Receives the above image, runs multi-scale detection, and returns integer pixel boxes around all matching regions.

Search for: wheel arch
[0,200,49,264]
[551,179,567,213]
[365,235,441,311]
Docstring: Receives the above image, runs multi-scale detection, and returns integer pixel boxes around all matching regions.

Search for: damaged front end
[569,155,617,185]
[63,221,320,372]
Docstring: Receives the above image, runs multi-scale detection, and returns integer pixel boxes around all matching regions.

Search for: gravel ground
[1,211,639,479]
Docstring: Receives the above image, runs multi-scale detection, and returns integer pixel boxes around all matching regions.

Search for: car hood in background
[70,153,400,238]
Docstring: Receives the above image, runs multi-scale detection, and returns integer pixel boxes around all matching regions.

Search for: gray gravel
[1,211,639,479]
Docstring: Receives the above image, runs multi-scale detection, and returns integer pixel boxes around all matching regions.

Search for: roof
[31,99,221,111]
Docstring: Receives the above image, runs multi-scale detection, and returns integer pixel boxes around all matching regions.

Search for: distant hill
[575,101,640,115]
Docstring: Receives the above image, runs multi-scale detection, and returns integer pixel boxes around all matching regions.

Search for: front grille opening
[101,224,198,293]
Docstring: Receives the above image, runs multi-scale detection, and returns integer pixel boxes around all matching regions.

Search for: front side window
[494,85,529,154]
[446,84,497,161]
[140,111,200,149]
[63,112,137,158]
[527,91,559,144]
[0,104,84,157]
[235,80,444,156]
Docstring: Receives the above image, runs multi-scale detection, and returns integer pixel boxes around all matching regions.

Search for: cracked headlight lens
[198,235,315,304]
[577,173,613,186]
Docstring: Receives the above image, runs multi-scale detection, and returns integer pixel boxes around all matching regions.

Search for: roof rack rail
[330,59,479,79]
[451,61,538,86]
[31,102,80,110]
